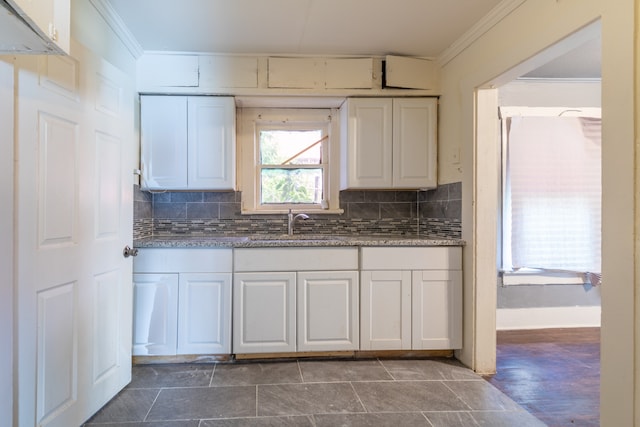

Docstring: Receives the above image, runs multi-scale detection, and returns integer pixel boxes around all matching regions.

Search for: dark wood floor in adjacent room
[484,327,600,427]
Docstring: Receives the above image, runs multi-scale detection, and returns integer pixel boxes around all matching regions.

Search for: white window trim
[238,107,343,214]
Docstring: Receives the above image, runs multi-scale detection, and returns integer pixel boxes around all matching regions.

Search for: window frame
[499,106,602,285]
[239,107,343,214]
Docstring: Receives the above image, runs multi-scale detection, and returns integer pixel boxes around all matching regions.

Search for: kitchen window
[239,107,342,214]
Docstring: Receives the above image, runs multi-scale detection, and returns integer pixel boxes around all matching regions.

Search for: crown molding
[89,0,144,59]
[437,0,527,67]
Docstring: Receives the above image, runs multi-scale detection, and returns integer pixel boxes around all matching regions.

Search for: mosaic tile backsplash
[134,183,462,240]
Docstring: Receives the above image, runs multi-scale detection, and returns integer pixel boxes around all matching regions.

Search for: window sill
[501,269,586,286]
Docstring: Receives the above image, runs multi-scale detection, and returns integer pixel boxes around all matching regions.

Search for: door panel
[92,270,121,383]
[233,272,296,354]
[38,112,78,247]
[411,270,463,350]
[140,95,188,189]
[132,274,178,356]
[346,98,392,187]
[360,270,412,350]
[178,273,232,354]
[94,131,122,239]
[297,271,359,351]
[187,96,235,189]
[36,282,77,426]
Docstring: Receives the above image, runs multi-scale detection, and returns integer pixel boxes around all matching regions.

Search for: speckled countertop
[134,235,464,248]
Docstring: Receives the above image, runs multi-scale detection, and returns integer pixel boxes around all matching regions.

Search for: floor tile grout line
[347,381,369,414]
[377,357,398,381]
[141,388,163,423]
[439,380,475,412]
[296,359,304,383]
[255,384,259,418]
[208,363,216,387]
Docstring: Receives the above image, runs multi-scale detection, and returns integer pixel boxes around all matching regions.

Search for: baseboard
[496,306,601,330]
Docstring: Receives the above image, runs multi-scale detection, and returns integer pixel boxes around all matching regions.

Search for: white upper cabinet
[340,97,437,189]
[342,98,393,188]
[140,95,236,191]
[141,96,188,189]
[6,0,70,54]
[392,98,438,188]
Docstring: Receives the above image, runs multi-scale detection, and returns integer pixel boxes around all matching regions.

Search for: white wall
[0,57,14,427]
[499,79,601,107]
[437,1,636,425]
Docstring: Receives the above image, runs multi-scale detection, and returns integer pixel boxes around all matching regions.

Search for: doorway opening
[474,20,602,425]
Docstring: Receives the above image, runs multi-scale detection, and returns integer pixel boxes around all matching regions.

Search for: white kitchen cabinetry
[360,247,462,350]
[233,248,359,354]
[340,97,437,189]
[140,95,236,190]
[297,271,359,351]
[233,272,296,354]
[360,270,412,350]
[132,248,233,356]
[132,273,179,356]
[7,0,70,54]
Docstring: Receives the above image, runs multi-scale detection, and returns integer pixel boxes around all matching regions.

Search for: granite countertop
[134,235,465,248]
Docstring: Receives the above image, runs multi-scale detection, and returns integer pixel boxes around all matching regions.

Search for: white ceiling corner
[90,0,144,58]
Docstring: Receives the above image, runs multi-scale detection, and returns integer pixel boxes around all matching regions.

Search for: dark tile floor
[484,328,600,427]
[84,358,545,426]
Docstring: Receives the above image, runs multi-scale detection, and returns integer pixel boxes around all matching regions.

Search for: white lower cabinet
[360,247,462,351]
[132,248,232,356]
[132,273,179,356]
[360,270,412,350]
[233,272,297,354]
[233,248,359,354]
[411,269,462,349]
[177,273,232,354]
[132,245,462,357]
[297,271,359,352]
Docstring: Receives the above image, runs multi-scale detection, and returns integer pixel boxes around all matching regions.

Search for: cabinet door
[177,273,231,355]
[140,96,188,189]
[132,273,178,356]
[187,97,236,189]
[8,0,70,54]
[392,98,437,189]
[360,270,412,350]
[412,270,462,350]
[233,272,296,354]
[297,271,359,351]
[344,98,393,188]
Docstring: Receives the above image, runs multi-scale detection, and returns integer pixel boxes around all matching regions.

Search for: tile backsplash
[134,183,461,240]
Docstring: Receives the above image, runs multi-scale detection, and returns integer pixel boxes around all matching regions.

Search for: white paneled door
[16,43,135,427]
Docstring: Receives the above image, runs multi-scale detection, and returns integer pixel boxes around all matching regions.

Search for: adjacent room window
[239,108,341,213]
[500,107,602,282]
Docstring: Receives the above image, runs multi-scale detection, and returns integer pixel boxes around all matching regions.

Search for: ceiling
[104,0,504,57]
[102,0,601,79]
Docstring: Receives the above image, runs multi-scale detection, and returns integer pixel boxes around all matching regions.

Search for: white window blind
[504,115,601,275]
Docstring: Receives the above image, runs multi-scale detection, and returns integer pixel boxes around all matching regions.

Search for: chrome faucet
[287,209,309,235]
